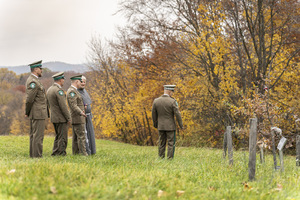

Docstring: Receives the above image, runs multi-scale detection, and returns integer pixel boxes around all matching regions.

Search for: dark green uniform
[46,81,71,156]
[25,74,48,158]
[152,94,183,159]
[66,85,88,156]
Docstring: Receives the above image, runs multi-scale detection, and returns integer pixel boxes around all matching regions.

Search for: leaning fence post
[227,126,233,165]
[271,127,284,170]
[248,118,257,181]
[277,136,287,172]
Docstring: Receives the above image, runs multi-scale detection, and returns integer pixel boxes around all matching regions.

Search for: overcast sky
[0,0,126,66]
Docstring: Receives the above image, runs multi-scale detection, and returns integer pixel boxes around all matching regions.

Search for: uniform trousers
[52,123,68,156]
[158,130,176,159]
[72,124,88,156]
[29,119,45,158]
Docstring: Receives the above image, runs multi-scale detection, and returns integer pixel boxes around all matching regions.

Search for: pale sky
[0,0,126,66]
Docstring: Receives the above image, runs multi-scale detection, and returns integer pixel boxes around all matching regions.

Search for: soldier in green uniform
[25,60,48,158]
[152,85,183,159]
[66,75,88,156]
[46,72,71,156]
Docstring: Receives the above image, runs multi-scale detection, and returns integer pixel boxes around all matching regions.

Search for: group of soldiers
[25,60,94,157]
[25,60,184,159]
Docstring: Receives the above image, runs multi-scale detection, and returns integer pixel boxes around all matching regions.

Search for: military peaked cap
[52,72,65,80]
[29,60,42,69]
[70,75,82,81]
[164,85,176,91]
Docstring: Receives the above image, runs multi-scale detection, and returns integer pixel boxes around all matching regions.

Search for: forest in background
[1,0,299,151]
[86,0,299,150]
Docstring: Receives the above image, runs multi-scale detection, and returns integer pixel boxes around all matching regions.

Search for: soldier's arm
[172,100,183,129]
[57,91,71,121]
[46,91,50,118]
[25,81,38,116]
[152,101,158,128]
[67,92,84,116]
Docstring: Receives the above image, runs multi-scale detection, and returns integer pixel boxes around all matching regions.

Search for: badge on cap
[30,83,36,89]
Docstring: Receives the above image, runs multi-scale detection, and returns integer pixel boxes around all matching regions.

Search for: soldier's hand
[25,115,28,118]
[81,112,87,118]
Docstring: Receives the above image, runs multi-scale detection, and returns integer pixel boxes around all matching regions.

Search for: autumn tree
[0,69,25,135]
[86,0,299,148]
[221,0,299,148]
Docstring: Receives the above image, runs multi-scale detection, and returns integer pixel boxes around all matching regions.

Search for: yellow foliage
[85,0,299,148]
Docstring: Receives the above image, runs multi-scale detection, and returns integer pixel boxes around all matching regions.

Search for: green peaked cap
[70,75,82,80]
[164,85,176,91]
[29,60,42,69]
[52,72,65,80]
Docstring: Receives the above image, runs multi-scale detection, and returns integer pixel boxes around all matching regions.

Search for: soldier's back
[153,95,177,130]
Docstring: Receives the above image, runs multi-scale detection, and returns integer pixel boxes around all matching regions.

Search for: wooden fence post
[279,150,284,171]
[296,135,300,167]
[248,118,257,181]
[227,126,233,165]
[259,145,264,164]
[271,129,278,170]
[223,128,227,159]
[277,137,287,172]
[296,120,300,166]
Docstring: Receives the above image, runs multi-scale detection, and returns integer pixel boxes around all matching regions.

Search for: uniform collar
[163,94,170,97]
[54,83,62,88]
[71,85,77,90]
[31,73,38,79]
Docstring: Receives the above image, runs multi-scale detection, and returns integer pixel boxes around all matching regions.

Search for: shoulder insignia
[30,82,36,89]
[58,90,64,96]
[70,92,75,97]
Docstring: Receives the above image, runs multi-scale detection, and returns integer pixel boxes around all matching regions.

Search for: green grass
[0,136,299,200]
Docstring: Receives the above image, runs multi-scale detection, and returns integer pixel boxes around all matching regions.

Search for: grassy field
[0,136,299,200]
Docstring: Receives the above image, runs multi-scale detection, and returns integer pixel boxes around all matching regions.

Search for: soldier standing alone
[46,72,71,156]
[152,85,183,159]
[25,60,48,158]
[66,75,88,156]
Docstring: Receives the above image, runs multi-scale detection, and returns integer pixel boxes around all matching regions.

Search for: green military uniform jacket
[152,94,183,131]
[25,74,48,119]
[66,86,85,124]
[46,83,71,123]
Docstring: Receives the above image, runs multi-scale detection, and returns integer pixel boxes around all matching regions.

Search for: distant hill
[0,61,90,75]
